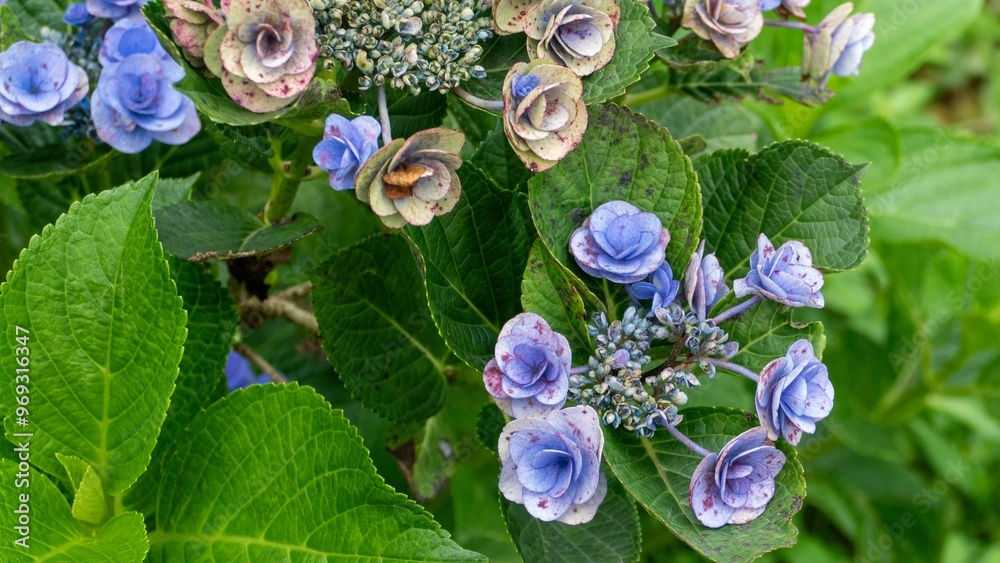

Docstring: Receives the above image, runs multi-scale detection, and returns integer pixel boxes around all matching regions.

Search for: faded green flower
[355,128,466,227]
[164,0,223,68]
[524,0,619,76]
[493,0,542,35]
[802,3,875,87]
[682,0,763,59]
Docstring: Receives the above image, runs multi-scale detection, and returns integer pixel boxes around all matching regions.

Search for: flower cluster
[680,0,875,90]
[313,0,493,93]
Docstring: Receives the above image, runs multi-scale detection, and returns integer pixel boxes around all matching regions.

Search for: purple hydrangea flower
[756,339,833,445]
[689,426,786,528]
[86,0,148,20]
[64,3,97,26]
[312,114,381,191]
[733,234,824,308]
[484,313,571,419]
[0,42,89,127]
[628,261,680,311]
[803,4,876,86]
[569,201,670,284]
[499,406,607,524]
[99,18,179,70]
[684,241,729,321]
[761,0,809,19]
[225,351,270,391]
[91,53,201,154]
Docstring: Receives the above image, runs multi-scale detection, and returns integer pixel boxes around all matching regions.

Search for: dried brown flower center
[383,162,427,200]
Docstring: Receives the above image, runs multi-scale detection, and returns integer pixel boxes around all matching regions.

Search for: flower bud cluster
[47,27,103,140]
[313,0,492,94]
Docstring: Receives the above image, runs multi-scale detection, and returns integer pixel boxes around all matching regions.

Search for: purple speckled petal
[689,453,735,528]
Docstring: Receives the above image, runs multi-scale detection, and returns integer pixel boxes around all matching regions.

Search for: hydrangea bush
[0,0,879,560]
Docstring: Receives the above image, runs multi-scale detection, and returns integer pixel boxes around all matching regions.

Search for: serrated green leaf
[724,299,826,373]
[405,165,535,370]
[582,0,675,104]
[0,174,186,494]
[0,141,116,181]
[148,384,486,562]
[0,460,149,562]
[603,407,805,562]
[470,127,533,192]
[504,478,641,563]
[123,259,237,514]
[154,200,323,261]
[696,141,869,276]
[635,95,772,155]
[458,34,528,102]
[475,403,505,454]
[521,241,592,359]
[56,453,90,494]
[312,234,449,422]
[152,174,199,210]
[71,465,107,526]
[529,103,702,290]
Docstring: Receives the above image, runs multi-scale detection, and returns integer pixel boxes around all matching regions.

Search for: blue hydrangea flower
[756,339,833,446]
[734,233,824,308]
[312,114,381,191]
[628,261,680,311]
[511,73,540,99]
[86,0,149,20]
[570,201,670,284]
[684,241,729,321]
[803,4,876,86]
[64,3,97,26]
[689,426,786,528]
[99,17,180,72]
[225,351,270,391]
[499,406,607,524]
[484,312,571,419]
[0,42,89,127]
[91,53,201,154]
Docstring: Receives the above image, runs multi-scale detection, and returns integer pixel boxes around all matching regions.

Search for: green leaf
[504,478,642,563]
[377,88,450,140]
[696,141,869,276]
[867,129,1000,261]
[0,174,186,494]
[529,103,702,285]
[405,165,535,370]
[148,384,486,562]
[152,174,199,210]
[0,5,31,50]
[123,259,237,514]
[603,407,805,562]
[312,234,450,423]
[521,241,593,359]
[0,141,116,181]
[56,453,90,494]
[470,127,533,192]
[154,200,323,261]
[635,95,772,156]
[1,0,63,36]
[475,403,505,454]
[582,0,675,104]
[810,117,901,197]
[0,460,149,562]
[459,34,528,102]
[725,299,826,373]
[71,465,107,526]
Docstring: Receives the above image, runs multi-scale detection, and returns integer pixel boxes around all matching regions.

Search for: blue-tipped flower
[499,406,607,524]
[689,427,786,528]
[734,233,824,308]
[225,351,270,391]
[803,3,875,86]
[684,241,729,321]
[0,42,89,127]
[86,0,149,20]
[761,0,809,19]
[312,114,382,191]
[64,3,97,26]
[484,313,571,419]
[756,339,833,446]
[99,18,179,70]
[569,201,670,284]
[628,261,680,311]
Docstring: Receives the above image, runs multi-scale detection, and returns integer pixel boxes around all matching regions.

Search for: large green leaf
[0,141,116,181]
[695,141,869,276]
[635,95,772,156]
[470,127,533,192]
[582,0,675,104]
[0,174,186,494]
[312,234,450,422]
[0,460,149,562]
[521,241,593,360]
[504,478,642,563]
[154,200,322,261]
[603,407,805,562]
[529,103,702,284]
[124,259,237,513]
[725,299,826,373]
[2,0,62,36]
[405,165,535,370]
[148,384,485,562]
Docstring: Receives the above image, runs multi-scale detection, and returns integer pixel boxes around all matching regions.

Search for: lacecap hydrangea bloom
[87,0,148,20]
[524,0,620,76]
[803,3,875,86]
[761,0,809,19]
[682,0,763,59]
[733,233,824,308]
[484,313,571,418]
[756,339,833,445]
[0,42,89,127]
[570,201,670,284]
[312,114,381,191]
[499,405,607,523]
[689,426,786,528]
[684,241,729,320]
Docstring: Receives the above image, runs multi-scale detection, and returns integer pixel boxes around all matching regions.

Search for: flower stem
[621,84,670,107]
[377,84,393,145]
[664,421,713,457]
[264,136,317,224]
[703,357,759,382]
[712,295,763,324]
[764,19,817,33]
[233,343,288,384]
[452,87,505,112]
